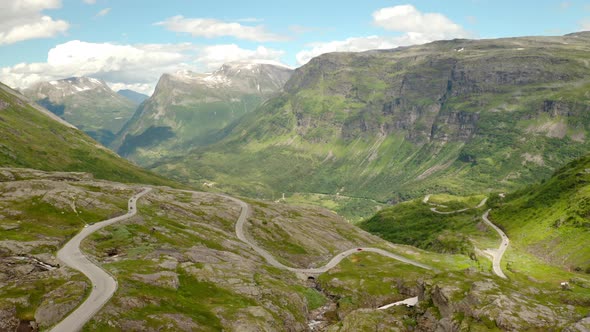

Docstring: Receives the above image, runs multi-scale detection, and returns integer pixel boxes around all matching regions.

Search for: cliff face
[154,32,590,202]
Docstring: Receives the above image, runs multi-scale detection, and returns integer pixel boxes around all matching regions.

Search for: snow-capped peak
[225,59,293,70]
[25,76,111,100]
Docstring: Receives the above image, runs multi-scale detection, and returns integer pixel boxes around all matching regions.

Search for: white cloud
[96,8,111,17]
[0,0,69,45]
[296,5,470,65]
[155,16,288,42]
[0,40,287,95]
[372,5,468,39]
[196,44,285,70]
[0,40,192,94]
[83,0,96,4]
[296,34,433,65]
[236,18,264,23]
[580,18,590,31]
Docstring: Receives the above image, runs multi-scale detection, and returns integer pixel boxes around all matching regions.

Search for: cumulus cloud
[580,18,590,31]
[0,40,192,94]
[0,0,69,45]
[373,5,467,38]
[0,40,287,95]
[196,44,285,70]
[96,8,111,17]
[155,16,288,42]
[296,4,470,65]
[296,34,433,65]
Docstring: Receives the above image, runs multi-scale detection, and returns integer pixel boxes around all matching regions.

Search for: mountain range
[117,89,149,105]
[0,82,173,186]
[112,61,293,164]
[1,32,589,332]
[147,32,590,204]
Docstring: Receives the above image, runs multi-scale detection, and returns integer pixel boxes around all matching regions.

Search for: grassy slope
[357,191,590,330]
[62,90,137,145]
[0,172,133,324]
[154,33,590,207]
[489,153,590,272]
[359,194,495,259]
[0,83,177,187]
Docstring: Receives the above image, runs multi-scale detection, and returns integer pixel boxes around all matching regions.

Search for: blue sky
[0,0,588,94]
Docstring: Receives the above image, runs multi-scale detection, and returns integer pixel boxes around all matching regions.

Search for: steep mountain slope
[22,77,136,146]
[117,89,149,105]
[113,61,293,164]
[2,168,588,331]
[489,152,590,272]
[0,82,174,186]
[155,32,590,203]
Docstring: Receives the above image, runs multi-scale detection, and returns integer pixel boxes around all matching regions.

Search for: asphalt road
[49,187,152,332]
[482,209,509,279]
[429,197,488,215]
[225,193,435,274]
[51,187,433,330]
[425,195,508,278]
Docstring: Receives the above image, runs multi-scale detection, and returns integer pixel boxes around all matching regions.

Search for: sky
[0,0,588,95]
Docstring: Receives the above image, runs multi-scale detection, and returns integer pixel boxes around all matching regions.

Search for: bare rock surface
[35,281,87,327]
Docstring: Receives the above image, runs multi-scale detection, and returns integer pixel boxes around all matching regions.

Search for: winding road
[482,210,509,279]
[49,188,152,332]
[53,188,435,330]
[226,194,435,274]
[426,195,488,215]
[425,195,508,278]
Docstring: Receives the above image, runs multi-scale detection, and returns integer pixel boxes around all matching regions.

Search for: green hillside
[490,153,590,272]
[154,32,590,205]
[0,83,176,186]
[113,62,293,165]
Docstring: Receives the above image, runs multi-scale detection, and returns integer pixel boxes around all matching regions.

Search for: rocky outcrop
[414,273,580,331]
[131,271,180,289]
[35,281,87,328]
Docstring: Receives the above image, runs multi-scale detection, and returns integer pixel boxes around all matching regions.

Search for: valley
[2,167,589,331]
[147,33,590,207]
[0,6,589,329]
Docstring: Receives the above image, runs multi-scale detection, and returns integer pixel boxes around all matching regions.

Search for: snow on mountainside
[113,61,293,161]
[26,77,112,101]
[168,60,293,92]
[22,77,137,146]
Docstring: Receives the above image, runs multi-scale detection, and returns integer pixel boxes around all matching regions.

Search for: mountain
[22,77,137,146]
[112,61,293,164]
[153,32,590,203]
[0,82,174,186]
[117,89,149,105]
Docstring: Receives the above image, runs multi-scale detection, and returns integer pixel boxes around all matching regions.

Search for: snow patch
[378,296,418,310]
[74,85,91,92]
